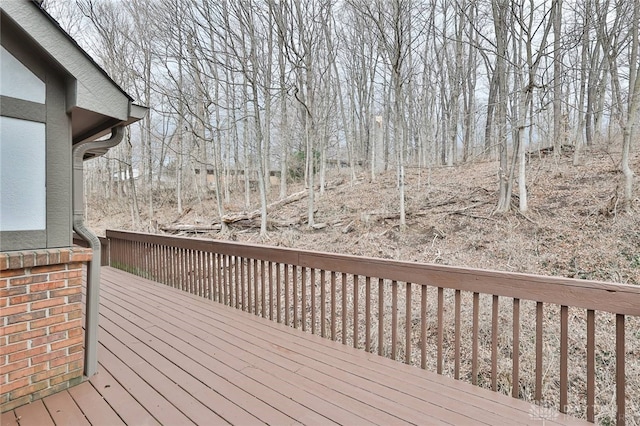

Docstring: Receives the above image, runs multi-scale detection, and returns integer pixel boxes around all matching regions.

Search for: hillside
[87,147,640,285]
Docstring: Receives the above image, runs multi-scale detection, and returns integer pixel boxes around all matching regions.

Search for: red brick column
[0,247,91,412]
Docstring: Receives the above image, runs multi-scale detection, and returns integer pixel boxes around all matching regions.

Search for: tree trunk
[621,0,639,211]
[493,0,510,213]
[552,0,563,154]
[484,72,498,156]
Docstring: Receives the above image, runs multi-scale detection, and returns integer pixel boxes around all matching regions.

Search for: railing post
[100,236,110,266]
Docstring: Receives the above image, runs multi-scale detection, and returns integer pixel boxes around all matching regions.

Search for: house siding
[0,247,90,412]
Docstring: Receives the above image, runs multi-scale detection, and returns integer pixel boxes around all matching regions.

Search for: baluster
[253,259,259,315]
[616,314,625,426]
[235,256,240,309]
[378,278,384,357]
[154,243,158,282]
[454,289,461,378]
[198,250,203,296]
[284,264,290,325]
[225,254,230,304]
[353,275,359,348]
[301,267,306,330]
[311,268,316,335]
[331,271,337,341]
[365,277,371,352]
[321,270,326,337]
[437,287,443,374]
[198,251,203,297]
[405,282,412,364]
[472,292,479,385]
[218,254,227,305]
[587,310,595,423]
[269,261,274,321]
[247,257,252,313]
[206,252,212,300]
[535,302,543,402]
[293,265,298,327]
[513,298,520,398]
[192,249,196,295]
[560,305,568,412]
[392,280,398,360]
[421,285,427,369]
[261,260,266,318]
[239,257,247,311]
[276,263,281,323]
[228,255,233,306]
[342,273,347,345]
[161,244,167,285]
[180,247,185,291]
[492,295,499,391]
[188,249,193,294]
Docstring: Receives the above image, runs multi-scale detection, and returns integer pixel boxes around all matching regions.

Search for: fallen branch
[515,209,538,225]
[222,189,308,224]
[362,210,432,223]
[448,201,490,214]
[450,212,498,222]
[161,224,221,233]
[227,217,304,230]
[170,207,192,224]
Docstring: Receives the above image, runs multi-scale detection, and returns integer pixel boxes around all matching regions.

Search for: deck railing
[105,229,640,425]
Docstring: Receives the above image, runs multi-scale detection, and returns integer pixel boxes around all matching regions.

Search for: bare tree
[621,0,639,211]
[552,0,563,155]
[493,0,511,213]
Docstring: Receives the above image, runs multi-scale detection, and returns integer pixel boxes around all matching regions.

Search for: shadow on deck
[3,267,590,425]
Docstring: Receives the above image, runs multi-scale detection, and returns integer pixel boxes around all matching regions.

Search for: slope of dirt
[87,147,640,285]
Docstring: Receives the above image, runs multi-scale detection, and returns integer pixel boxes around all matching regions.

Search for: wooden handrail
[105,229,639,424]
[106,229,640,315]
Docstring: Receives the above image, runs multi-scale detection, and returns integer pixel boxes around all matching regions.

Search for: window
[0,46,45,104]
[0,43,57,251]
[0,116,46,231]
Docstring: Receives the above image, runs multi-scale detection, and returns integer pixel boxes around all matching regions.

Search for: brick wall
[0,247,91,412]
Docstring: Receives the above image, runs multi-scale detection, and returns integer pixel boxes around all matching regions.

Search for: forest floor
[89,145,640,285]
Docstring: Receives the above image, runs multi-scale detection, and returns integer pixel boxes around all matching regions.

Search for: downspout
[72,126,124,377]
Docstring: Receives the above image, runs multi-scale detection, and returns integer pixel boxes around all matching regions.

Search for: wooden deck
[3,267,591,425]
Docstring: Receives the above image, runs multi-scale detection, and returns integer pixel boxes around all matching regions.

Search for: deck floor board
[13,400,55,426]
[86,365,159,426]
[67,381,125,426]
[1,410,20,426]
[7,267,592,425]
[41,390,90,426]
